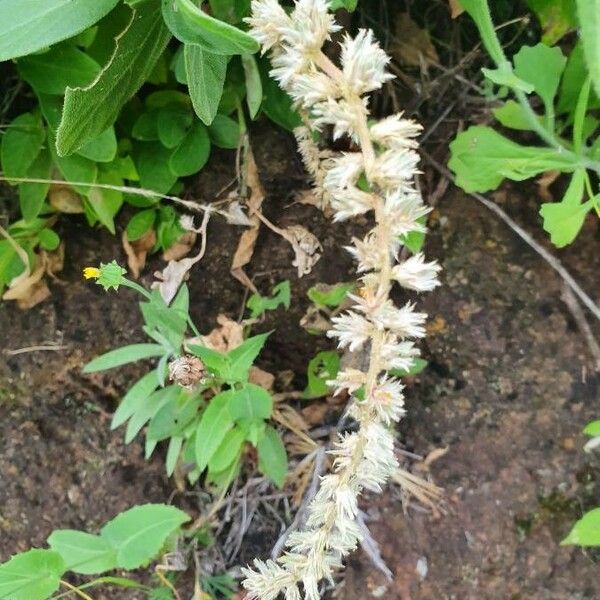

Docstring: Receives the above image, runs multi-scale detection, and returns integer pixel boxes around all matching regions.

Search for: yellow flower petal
[83,267,101,280]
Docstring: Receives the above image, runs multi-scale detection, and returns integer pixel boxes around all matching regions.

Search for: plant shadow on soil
[1,122,599,599]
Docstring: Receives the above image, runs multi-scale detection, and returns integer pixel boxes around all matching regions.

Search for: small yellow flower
[83,267,101,280]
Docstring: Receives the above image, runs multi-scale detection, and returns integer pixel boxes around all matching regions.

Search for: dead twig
[356,511,393,581]
[4,344,68,356]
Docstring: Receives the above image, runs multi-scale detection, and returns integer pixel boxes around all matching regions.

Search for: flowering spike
[244,1,441,597]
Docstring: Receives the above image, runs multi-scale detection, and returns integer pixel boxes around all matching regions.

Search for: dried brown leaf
[536,170,561,202]
[122,229,156,279]
[448,0,464,18]
[152,250,203,304]
[249,366,275,390]
[282,224,322,277]
[391,13,439,68]
[202,314,245,352]
[49,186,84,213]
[163,231,197,262]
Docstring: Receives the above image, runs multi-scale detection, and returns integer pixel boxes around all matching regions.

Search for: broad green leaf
[561,507,600,546]
[48,531,117,575]
[303,351,340,399]
[482,66,534,93]
[157,106,193,149]
[228,383,273,421]
[540,169,591,247]
[17,45,100,95]
[195,390,235,471]
[185,45,229,125]
[84,343,165,373]
[307,282,351,308]
[39,228,60,251]
[208,0,250,24]
[227,332,270,381]
[1,113,45,180]
[257,425,287,488]
[100,504,190,569]
[161,0,259,55]
[77,127,118,163]
[242,54,262,119]
[399,225,426,253]
[125,385,179,443]
[258,57,301,131]
[135,142,178,194]
[576,0,600,97]
[448,125,577,193]
[329,0,358,10]
[208,426,245,472]
[188,344,229,377]
[56,1,172,156]
[169,121,211,176]
[146,90,191,109]
[492,100,535,131]
[132,110,160,141]
[0,549,65,600]
[147,392,199,441]
[50,129,98,195]
[526,0,577,45]
[389,357,428,378]
[458,0,505,65]
[208,114,241,149]
[19,149,51,221]
[126,208,156,241]
[0,0,119,61]
[513,43,566,110]
[112,370,160,429]
[584,420,600,437]
[0,240,27,291]
[247,280,290,318]
[85,169,124,233]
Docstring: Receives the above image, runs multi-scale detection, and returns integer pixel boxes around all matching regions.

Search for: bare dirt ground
[1,124,599,599]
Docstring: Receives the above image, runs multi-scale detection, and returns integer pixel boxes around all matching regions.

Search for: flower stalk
[242,1,441,598]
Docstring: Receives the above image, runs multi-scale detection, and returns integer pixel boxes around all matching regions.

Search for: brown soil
[1,123,599,600]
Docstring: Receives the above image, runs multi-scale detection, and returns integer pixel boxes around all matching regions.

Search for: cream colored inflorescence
[242,1,441,598]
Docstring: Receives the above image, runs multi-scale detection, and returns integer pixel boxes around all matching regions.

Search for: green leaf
[307,282,351,308]
[125,385,179,443]
[561,507,600,546]
[1,112,45,180]
[195,390,235,471]
[399,225,426,253]
[185,45,229,125]
[157,106,193,149]
[38,228,60,251]
[48,531,117,575]
[584,420,600,436]
[492,100,536,131]
[227,332,270,381]
[100,504,190,569]
[85,169,123,234]
[17,45,100,95]
[0,549,65,600]
[258,56,301,131]
[573,77,592,153]
[147,392,199,441]
[389,357,428,377]
[482,66,534,93]
[126,209,156,241]
[135,142,178,194]
[576,0,600,97]
[329,0,358,10]
[188,345,229,377]
[0,0,119,61]
[242,54,262,119]
[84,343,165,373]
[77,127,118,163]
[166,436,183,477]
[540,169,591,247]
[19,149,51,221]
[513,43,566,110]
[458,0,506,65]
[257,425,287,488]
[228,383,273,421]
[161,0,259,55]
[303,351,340,399]
[169,121,211,177]
[448,125,577,193]
[208,426,245,472]
[247,281,291,318]
[526,0,577,45]
[208,114,240,149]
[132,110,160,141]
[56,0,172,156]
[112,370,160,429]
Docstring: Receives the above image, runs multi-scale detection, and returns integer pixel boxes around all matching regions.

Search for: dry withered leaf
[392,13,439,68]
[17,281,51,310]
[420,446,449,471]
[49,186,84,213]
[282,224,322,277]
[536,170,561,202]
[122,229,156,279]
[448,0,464,18]
[249,366,275,390]
[299,305,330,334]
[152,250,203,304]
[163,231,197,262]
[44,244,65,280]
[224,199,253,226]
[3,261,45,301]
[202,314,244,352]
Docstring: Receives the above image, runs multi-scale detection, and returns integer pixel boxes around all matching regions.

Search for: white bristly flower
[341,29,394,95]
[244,2,441,597]
[392,252,441,292]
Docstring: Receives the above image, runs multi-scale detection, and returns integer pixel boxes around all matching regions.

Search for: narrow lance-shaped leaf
[83,343,165,373]
[56,0,172,156]
[195,390,235,471]
[576,0,600,97]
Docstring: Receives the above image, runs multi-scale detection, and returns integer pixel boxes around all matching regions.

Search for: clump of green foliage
[449,0,600,247]
[0,0,299,295]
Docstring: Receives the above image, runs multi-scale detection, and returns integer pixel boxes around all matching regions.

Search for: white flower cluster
[243,1,441,598]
